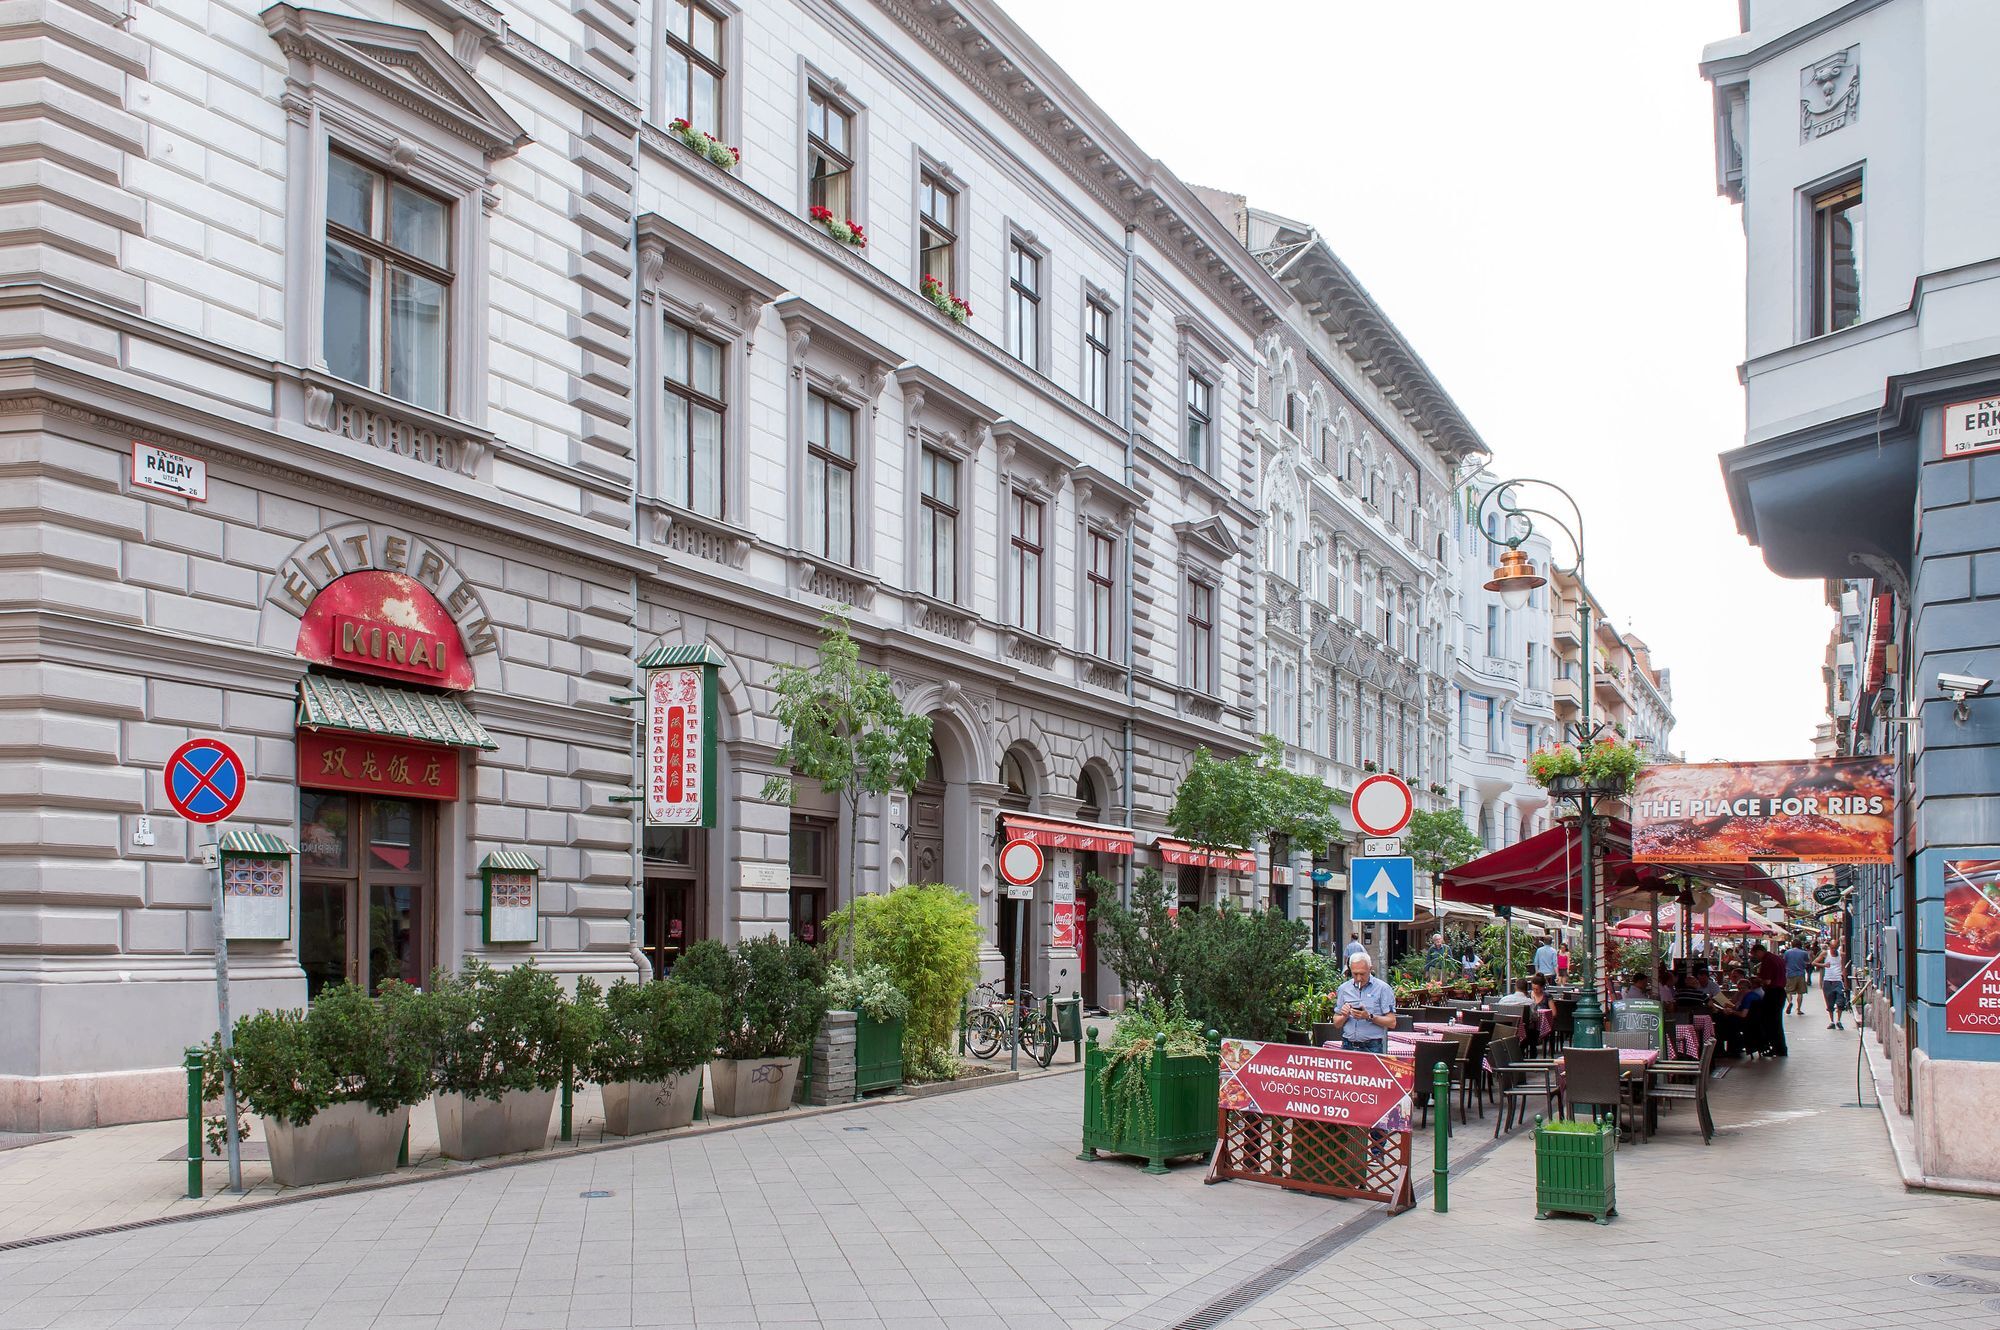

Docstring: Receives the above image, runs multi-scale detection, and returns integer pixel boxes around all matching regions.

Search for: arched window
[999,748,1033,809]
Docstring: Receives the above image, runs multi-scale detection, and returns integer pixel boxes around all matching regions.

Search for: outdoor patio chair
[1605,1031,1654,1050]
[1483,1035,1518,1109]
[1459,1028,1493,1119]
[1552,998,1577,1050]
[1411,1039,1460,1135]
[1494,1043,1560,1135]
[1393,1013,1415,1032]
[1563,1048,1638,1141]
[1647,1038,1717,1145]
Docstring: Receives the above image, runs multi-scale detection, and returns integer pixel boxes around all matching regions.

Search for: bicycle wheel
[1025,1012,1059,1069]
[966,1008,1004,1060]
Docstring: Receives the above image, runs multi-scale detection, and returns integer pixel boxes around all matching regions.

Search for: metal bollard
[1432,1061,1449,1213]
[560,1061,573,1142]
[184,1046,204,1200]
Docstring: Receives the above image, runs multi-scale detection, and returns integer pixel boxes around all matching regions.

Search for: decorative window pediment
[262,5,527,161]
[1175,514,1236,564]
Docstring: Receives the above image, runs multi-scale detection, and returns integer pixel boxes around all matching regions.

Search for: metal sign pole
[207,825,243,1194]
[1010,903,1024,1075]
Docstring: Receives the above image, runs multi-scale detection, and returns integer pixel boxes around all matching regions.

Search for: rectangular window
[661,1,725,137]
[1485,604,1500,654]
[1009,492,1044,633]
[1187,579,1215,693]
[806,87,852,219]
[918,169,956,293]
[1185,371,1212,469]
[920,447,958,601]
[1810,178,1863,336]
[1008,241,1040,366]
[657,317,726,517]
[805,390,854,564]
[1087,530,1116,659]
[1486,699,1504,754]
[1084,298,1112,414]
[324,152,451,413]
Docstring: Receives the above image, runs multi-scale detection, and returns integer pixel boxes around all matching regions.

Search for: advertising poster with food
[1945,860,2000,1034]
[1630,756,1893,863]
[1218,1038,1413,1134]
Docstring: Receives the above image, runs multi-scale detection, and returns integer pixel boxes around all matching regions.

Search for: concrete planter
[435,1087,557,1160]
[262,1101,409,1187]
[601,1070,702,1136]
[705,1056,799,1117]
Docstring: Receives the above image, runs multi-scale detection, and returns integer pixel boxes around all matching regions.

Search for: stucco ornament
[1800,45,1859,141]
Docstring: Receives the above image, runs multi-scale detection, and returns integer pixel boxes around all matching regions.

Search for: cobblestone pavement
[1229,1008,2000,1330]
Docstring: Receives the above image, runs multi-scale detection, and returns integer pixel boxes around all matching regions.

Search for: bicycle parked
[964,980,1059,1068]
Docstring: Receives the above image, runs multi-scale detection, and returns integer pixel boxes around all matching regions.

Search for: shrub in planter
[825,962,910,1094]
[821,883,979,1084]
[423,959,579,1159]
[675,937,827,1115]
[585,978,723,1136]
[1090,877,1308,1040]
[1079,995,1218,1174]
[202,981,430,1186]
[1534,1114,1618,1223]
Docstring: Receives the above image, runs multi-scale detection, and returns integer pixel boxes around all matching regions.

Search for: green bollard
[184,1046,204,1200]
[560,1060,573,1143]
[1432,1060,1449,1214]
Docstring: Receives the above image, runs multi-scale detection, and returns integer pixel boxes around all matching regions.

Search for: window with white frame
[1084,297,1112,415]
[660,317,727,517]
[1008,491,1044,633]
[1086,529,1116,659]
[806,86,853,219]
[1007,239,1041,367]
[920,447,958,601]
[918,169,956,292]
[662,1,726,137]
[805,390,855,563]
[324,153,451,413]
[1186,577,1216,694]
[1184,370,1213,470]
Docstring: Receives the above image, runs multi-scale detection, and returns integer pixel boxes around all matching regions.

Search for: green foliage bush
[1089,870,1308,1040]
[581,978,724,1085]
[423,959,577,1098]
[821,883,979,1079]
[674,937,827,1059]
[824,962,911,1024]
[1098,993,1212,1142]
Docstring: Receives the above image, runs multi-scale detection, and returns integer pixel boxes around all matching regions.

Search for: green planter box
[1078,1032,1217,1175]
[855,1013,904,1096]
[1535,1118,1617,1223]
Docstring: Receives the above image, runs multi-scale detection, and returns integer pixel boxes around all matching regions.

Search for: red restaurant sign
[296,570,475,691]
[1218,1039,1414,1133]
[298,730,460,801]
[1630,756,1895,864]
[1945,860,2000,1034]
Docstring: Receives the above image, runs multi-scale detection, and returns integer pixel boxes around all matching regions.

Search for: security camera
[1939,673,1992,700]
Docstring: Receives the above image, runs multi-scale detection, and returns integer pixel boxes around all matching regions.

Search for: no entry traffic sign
[1352,773,1414,838]
[164,738,246,824]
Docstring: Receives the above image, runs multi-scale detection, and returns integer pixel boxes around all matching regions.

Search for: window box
[1078,1029,1218,1174]
[808,207,867,248]
[668,118,741,170]
[921,274,971,324]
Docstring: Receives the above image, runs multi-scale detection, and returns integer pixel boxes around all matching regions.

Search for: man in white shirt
[1493,979,1534,1010]
[1533,940,1559,979]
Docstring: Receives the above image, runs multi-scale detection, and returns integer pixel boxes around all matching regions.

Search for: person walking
[1753,941,1790,1057]
[1330,953,1397,1053]
[1533,938,1559,981]
[1344,932,1369,965]
[1782,938,1812,1014]
[1822,940,1850,1030]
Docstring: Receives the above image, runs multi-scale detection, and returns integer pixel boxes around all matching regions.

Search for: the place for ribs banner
[1630,756,1894,864]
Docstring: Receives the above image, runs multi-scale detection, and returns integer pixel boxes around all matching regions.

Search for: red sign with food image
[1945,860,2000,1034]
[1217,1039,1414,1133]
[1630,756,1894,864]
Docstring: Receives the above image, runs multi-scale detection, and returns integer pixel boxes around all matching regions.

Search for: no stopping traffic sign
[164,738,246,824]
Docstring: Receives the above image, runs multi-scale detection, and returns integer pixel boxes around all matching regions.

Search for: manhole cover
[1947,1254,2000,1271]
[579,1190,613,1199]
[1911,1273,2000,1295]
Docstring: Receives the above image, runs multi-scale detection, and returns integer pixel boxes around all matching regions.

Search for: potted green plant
[423,959,577,1159]
[825,962,910,1095]
[1078,995,1218,1175]
[203,981,430,1186]
[584,978,724,1136]
[1534,1113,1617,1223]
[675,937,827,1116]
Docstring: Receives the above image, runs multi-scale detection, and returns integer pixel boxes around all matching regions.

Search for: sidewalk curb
[1862,1030,2000,1199]
[0,1056,1086,1254]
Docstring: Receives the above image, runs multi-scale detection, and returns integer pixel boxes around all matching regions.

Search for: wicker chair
[1647,1038,1717,1144]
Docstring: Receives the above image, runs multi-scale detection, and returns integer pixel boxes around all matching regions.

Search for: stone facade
[0,0,1306,1129]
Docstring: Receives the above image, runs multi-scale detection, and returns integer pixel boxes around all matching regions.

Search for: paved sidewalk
[1227,1007,2000,1330]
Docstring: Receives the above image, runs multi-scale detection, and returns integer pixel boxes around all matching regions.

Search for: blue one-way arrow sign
[1350,856,1415,923]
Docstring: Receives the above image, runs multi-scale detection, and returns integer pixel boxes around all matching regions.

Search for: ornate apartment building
[0,0,1298,1129]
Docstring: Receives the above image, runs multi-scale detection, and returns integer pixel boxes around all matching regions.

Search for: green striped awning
[219,829,296,856]
[479,849,542,873]
[297,675,497,750]
[635,642,725,669]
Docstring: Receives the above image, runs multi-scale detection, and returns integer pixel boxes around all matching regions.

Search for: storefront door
[1076,870,1099,1008]
[789,817,831,946]
[643,826,704,978]
[299,791,434,997]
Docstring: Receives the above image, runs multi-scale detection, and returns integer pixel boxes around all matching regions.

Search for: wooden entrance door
[909,745,945,885]
[298,790,434,997]
[642,825,704,978]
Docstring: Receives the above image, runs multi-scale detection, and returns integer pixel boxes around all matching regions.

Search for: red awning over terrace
[1439,817,1784,912]
[999,815,1135,856]
[1157,838,1255,873]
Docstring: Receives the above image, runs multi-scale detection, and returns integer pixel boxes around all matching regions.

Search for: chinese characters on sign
[1049,849,1077,950]
[297,731,459,801]
[222,854,291,940]
[646,665,713,827]
[1945,860,2000,1034]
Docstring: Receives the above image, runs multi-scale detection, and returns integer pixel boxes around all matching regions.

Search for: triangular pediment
[263,5,527,159]
[1175,514,1237,563]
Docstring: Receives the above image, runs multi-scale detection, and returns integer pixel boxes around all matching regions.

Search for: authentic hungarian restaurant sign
[1945,860,2000,1034]
[298,731,459,801]
[1630,756,1894,864]
[646,664,717,827]
[1217,1039,1414,1132]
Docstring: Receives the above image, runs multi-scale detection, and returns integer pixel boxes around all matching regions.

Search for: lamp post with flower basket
[1475,476,1623,1050]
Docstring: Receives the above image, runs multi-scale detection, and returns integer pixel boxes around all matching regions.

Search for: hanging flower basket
[669,119,741,170]
[1529,739,1644,798]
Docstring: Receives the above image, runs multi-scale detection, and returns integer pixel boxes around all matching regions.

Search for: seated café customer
[1620,972,1654,1004]
[1713,967,1764,1058]
[1494,978,1534,1011]
[1525,976,1555,1054]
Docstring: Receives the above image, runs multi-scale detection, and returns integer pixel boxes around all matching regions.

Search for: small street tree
[1402,807,1484,880]
[760,612,932,953]
[1168,735,1345,910]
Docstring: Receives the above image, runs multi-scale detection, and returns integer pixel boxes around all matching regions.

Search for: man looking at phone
[1330,953,1397,1053]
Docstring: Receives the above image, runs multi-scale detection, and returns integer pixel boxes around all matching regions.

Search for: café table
[1412,1021,1477,1036]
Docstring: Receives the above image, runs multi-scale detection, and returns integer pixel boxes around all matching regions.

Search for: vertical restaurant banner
[1217,1039,1414,1133]
[1049,849,1077,949]
[1629,756,1894,863]
[1944,860,2000,1034]
[646,663,718,827]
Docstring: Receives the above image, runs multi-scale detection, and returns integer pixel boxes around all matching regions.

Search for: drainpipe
[1120,223,1137,910]
[628,570,648,982]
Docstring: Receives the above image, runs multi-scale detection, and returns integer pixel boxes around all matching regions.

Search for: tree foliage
[821,883,980,1081]
[1402,807,1484,879]
[1168,735,1345,889]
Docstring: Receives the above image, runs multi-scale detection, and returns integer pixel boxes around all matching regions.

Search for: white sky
[997,0,1828,761]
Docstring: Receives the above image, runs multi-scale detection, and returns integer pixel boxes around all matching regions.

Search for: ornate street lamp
[1476,478,1606,1049]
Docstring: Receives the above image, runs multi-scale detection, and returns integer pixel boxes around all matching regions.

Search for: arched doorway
[996,745,1036,996]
